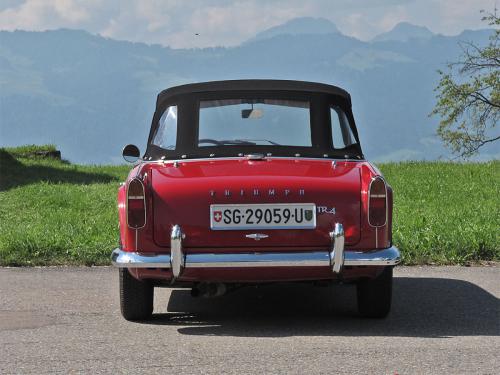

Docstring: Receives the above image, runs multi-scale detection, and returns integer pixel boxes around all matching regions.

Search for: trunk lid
[151,158,361,248]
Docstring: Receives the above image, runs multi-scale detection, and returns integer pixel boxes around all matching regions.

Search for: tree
[431,10,499,158]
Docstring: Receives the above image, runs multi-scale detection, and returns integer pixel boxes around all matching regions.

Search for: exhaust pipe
[191,282,227,298]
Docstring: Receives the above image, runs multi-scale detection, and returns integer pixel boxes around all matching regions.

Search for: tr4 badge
[317,206,336,214]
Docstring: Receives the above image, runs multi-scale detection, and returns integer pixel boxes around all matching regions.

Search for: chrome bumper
[111,223,400,276]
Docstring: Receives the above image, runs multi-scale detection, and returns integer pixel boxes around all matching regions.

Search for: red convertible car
[112,80,400,320]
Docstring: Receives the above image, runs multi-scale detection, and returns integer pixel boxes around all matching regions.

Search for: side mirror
[122,144,140,163]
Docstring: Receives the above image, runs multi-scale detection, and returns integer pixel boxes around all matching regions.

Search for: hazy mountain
[0,21,497,164]
[250,17,340,42]
[373,22,434,42]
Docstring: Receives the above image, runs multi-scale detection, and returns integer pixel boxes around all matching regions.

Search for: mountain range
[0,17,496,164]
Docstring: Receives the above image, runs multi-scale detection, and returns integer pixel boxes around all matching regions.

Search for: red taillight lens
[369,177,387,227]
[127,178,146,229]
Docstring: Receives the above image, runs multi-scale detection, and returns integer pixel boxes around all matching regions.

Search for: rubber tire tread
[119,269,153,321]
[357,266,393,318]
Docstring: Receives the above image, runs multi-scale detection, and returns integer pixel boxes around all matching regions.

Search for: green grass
[380,162,499,265]
[0,146,129,265]
[0,145,498,266]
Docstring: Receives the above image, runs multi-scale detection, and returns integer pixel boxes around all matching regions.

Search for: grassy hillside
[0,146,129,265]
[0,146,498,266]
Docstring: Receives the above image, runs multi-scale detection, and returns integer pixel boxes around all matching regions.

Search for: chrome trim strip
[246,153,266,160]
[170,225,184,278]
[148,156,364,165]
[186,252,330,268]
[343,247,401,266]
[111,248,171,268]
[134,229,138,252]
[110,246,400,269]
[330,223,345,273]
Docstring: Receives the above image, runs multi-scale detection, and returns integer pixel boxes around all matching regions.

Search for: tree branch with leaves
[431,10,499,158]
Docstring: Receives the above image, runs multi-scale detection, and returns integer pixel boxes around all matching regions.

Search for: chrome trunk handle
[245,153,265,160]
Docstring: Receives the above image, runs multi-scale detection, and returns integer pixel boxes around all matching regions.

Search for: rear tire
[119,269,153,321]
[357,266,393,318]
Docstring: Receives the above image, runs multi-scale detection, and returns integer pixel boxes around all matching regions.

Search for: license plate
[210,203,316,230]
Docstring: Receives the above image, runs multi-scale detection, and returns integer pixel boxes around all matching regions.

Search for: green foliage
[0,147,498,266]
[431,10,500,157]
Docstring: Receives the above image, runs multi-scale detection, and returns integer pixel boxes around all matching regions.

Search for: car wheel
[119,268,153,321]
[356,266,393,318]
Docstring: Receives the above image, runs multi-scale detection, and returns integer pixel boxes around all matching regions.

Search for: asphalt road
[0,266,498,374]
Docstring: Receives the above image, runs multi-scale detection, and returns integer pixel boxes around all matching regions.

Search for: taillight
[127,178,146,229]
[368,177,387,227]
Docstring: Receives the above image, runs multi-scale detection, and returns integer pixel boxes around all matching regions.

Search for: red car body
[112,80,400,320]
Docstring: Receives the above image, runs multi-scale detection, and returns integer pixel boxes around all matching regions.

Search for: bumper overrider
[111,223,401,278]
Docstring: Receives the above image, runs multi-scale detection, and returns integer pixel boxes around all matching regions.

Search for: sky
[0,0,496,48]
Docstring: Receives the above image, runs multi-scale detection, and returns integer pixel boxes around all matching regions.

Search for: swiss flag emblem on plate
[213,211,222,222]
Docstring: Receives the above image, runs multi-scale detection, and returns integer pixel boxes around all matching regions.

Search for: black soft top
[157,79,351,109]
[145,79,362,161]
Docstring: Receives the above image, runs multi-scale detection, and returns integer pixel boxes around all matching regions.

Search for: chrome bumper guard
[111,223,401,276]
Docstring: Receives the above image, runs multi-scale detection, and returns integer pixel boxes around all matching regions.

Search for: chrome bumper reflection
[111,222,400,274]
[111,246,400,271]
[111,250,171,268]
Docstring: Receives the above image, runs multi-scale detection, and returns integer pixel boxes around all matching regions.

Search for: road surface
[0,266,498,374]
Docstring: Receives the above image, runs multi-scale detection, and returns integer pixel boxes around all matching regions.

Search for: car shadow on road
[144,277,499,338]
